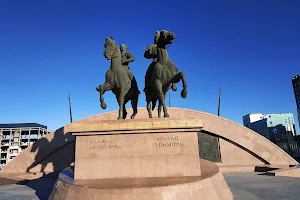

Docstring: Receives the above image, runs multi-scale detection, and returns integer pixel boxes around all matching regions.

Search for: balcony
[29,135,39,139]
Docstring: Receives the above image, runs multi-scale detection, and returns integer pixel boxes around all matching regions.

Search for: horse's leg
[162,93,168,118]
[123,99,129,119]
[167,72,188,98]
[158,99,162,118]
[146,100,152,118]
[146,92,153,118]
[117,87,127,120]
[130,95,138,119]
[155,80,169,117]
[96,82,111,109]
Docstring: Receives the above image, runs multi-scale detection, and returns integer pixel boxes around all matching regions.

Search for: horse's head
[154,30,176,46]
[103,36,120,60]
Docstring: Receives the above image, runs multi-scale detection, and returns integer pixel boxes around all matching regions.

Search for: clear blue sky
[0,0,299,132]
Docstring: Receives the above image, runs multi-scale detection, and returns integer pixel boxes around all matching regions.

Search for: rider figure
[119,43,139,93]
[120,43,135,70]
[144,35,177,93]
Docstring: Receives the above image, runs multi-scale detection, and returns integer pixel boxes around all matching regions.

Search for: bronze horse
[144,30,187,118]
[96,37,140,119]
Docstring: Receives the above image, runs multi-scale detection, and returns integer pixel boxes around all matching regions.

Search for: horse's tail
[152,98,156,111]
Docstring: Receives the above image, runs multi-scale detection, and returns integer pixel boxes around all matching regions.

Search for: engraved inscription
[102,123,118,130]
[119,122,135,129]
[89,144,121,149]
[156,136,179,141]
[153,142,184,147]
[89,138,121,150]
[135,122,152,129]
[89,138,119,144]
[186,120,202,127]
[169,120,186,128]
[153,136,184,147]
[153,121,169,128]
[68,119,203,133]
[68,123,102,132]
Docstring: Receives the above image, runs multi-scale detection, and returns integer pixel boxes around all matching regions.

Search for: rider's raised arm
[144,44,157,59]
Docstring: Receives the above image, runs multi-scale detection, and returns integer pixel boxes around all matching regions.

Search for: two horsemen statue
[96,30,187,120]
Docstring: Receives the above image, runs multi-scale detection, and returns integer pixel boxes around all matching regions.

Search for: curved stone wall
[1,108,298,175]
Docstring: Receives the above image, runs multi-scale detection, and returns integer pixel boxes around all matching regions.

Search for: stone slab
[265,167,300,177]
[72,128,201,136]
[74,132,201,180]
[67,118,203,133]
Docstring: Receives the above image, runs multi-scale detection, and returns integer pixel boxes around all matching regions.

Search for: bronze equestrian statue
[96,37,140,120]
[144,30,187,118]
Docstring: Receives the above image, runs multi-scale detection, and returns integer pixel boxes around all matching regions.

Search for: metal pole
[218,88,222,116]
[68,93,73,123]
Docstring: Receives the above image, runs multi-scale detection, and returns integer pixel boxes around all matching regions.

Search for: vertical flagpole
[218,88,221,116]
[68,93,73,123]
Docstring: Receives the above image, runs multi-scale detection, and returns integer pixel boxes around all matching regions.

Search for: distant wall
[1,108,297,175]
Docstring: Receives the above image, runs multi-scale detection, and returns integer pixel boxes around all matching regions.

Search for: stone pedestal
[72,119,202,180]
[49,118,233,200]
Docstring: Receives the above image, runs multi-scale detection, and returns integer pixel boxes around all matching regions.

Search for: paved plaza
[0,172,300,200]
[224,172,300,200]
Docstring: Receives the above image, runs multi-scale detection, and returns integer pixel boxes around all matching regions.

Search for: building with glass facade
[243,113,296,142]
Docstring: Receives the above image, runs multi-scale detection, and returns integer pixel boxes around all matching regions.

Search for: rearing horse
[96,37,140,120]
[145,30,187,118]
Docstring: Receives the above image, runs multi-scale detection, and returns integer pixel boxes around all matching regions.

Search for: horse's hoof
[181,89,187,98]
[131,114,136,119]
[117,117,123,120]
[101,103,107,109]
[149,116,153,118]
[172,85,177,91]
[164,113,169,118]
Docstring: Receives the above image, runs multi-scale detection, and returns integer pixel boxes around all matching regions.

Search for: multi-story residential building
[242,113,296,142]
[0,123,50,170]
[292,74,300,129]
